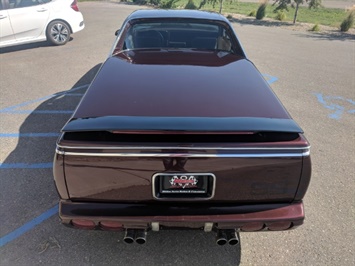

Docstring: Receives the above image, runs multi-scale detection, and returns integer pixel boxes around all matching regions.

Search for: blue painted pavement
[0,205,58,247]
[314,93,355,120]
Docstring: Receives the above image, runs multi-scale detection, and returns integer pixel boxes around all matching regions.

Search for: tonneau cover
[64,51,302,133]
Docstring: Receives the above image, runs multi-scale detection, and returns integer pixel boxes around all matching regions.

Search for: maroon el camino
[54,9,311,245]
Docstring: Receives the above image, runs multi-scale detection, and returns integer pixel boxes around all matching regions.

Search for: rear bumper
[59,200,305,232]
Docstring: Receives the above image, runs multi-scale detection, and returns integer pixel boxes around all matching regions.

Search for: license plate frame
[152,173,216,200]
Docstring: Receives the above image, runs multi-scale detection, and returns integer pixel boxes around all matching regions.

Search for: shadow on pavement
[230,16,295,28]
[294,30,355,41]
[0,38,73,54]
[1,63,241,265]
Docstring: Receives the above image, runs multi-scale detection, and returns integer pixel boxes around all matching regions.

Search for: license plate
[152,173,215,200]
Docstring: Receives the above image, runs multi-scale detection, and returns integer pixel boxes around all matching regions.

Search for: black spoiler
[62,116,303,133]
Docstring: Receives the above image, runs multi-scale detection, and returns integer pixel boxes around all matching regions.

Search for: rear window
[122,20,236,53]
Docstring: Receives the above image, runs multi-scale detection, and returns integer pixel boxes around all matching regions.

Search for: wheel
[46,21,70,46]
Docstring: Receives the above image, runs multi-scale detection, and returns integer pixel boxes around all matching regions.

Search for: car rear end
[49,0,84,33]
[54,124,311,245]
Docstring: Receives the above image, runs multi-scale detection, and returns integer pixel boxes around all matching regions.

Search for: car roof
[126,9,230,23]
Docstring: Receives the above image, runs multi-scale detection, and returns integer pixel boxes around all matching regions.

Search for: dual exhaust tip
[216,229,239,246]
[123,229,147,244]
[123,229,239,246]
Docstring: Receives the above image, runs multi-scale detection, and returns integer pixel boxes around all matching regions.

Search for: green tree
[160,0,179,8]
[308,0,322,9]
[185,0,198,9]
[256,2,267,20]
[340,11,354,32]
[273,0,322,23]
[293,0,303,24]
[199,0,237,14]
[199,0,223,13]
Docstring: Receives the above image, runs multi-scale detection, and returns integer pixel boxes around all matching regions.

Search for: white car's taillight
[71,0,79,11]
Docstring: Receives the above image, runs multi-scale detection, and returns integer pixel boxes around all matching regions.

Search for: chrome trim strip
[56,149,310,157]
[57,144,310,151]
[152,173,216,201]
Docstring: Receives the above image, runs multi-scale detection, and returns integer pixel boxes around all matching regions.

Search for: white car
[0,0,84,48]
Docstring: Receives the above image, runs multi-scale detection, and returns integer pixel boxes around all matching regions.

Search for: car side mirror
[115,29,120,36]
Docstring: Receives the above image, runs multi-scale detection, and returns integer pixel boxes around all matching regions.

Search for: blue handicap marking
[262,74,278,85]
[314,93,355,120]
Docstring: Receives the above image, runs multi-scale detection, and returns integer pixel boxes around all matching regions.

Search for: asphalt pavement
[0,2,354,266]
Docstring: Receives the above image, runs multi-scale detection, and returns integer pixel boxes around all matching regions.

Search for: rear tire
[46,21,70,46]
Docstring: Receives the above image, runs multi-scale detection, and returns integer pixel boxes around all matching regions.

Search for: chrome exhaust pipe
[216,230,228,246]
[225,229,239,246]
[135,229,147,244]
[123,229,135,244]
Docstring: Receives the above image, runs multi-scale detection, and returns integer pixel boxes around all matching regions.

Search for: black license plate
[153,173,215,199]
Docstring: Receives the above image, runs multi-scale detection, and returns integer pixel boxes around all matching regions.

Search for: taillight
[100,221,124,231]
[71,0,79,11]
[71,219,96,229]
[240,222,264,232]
[267,221,292,231]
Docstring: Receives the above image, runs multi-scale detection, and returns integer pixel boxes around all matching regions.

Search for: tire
[46,21,70,46]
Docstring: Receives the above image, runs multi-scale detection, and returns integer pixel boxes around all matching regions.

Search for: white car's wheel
[47,21,70,46]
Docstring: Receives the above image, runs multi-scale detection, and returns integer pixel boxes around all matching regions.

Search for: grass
[175,1,354,28]
[310,23,321,31]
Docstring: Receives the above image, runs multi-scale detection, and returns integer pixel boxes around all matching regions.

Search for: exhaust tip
[136,238,146,245]
[228,238,239,246]
[216,230,228,246]
[216,238,228,246]
[226,229,239,246]
[124,237,135,244]
[123,229,135,244]
[135,229,147,244]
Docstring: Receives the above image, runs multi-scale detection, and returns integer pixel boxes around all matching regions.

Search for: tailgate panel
[63,154,302,202]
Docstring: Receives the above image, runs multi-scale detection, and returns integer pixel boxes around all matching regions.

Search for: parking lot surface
[0,2,354,265]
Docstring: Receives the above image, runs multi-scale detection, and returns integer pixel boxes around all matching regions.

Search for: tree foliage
[185,0,198,9]
[160,0,179,8]
[199,0,237,13]
[340,11,354,32]
[256,2,267,20]
[273,0,291,12]
[308,0,322,9]
[273,0,322,23]
[199,0,223,13]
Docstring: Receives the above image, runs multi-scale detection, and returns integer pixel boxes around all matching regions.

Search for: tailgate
[57,131,310,203]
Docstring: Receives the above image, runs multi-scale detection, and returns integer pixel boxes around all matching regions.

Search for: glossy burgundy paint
[72,51,289,120]
[63,154,302,202]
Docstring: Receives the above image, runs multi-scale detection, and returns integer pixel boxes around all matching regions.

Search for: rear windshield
[122,20,239,53]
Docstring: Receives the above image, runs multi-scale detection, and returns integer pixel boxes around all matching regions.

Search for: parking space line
[2,110,74,114]
[0,163,52,169]
[0,84,89,114]
[0,205,58,248]
[0,95,55,113]
[0,133,60,138]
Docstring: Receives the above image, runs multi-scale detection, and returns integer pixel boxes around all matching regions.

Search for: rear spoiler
[62,116,303,133]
